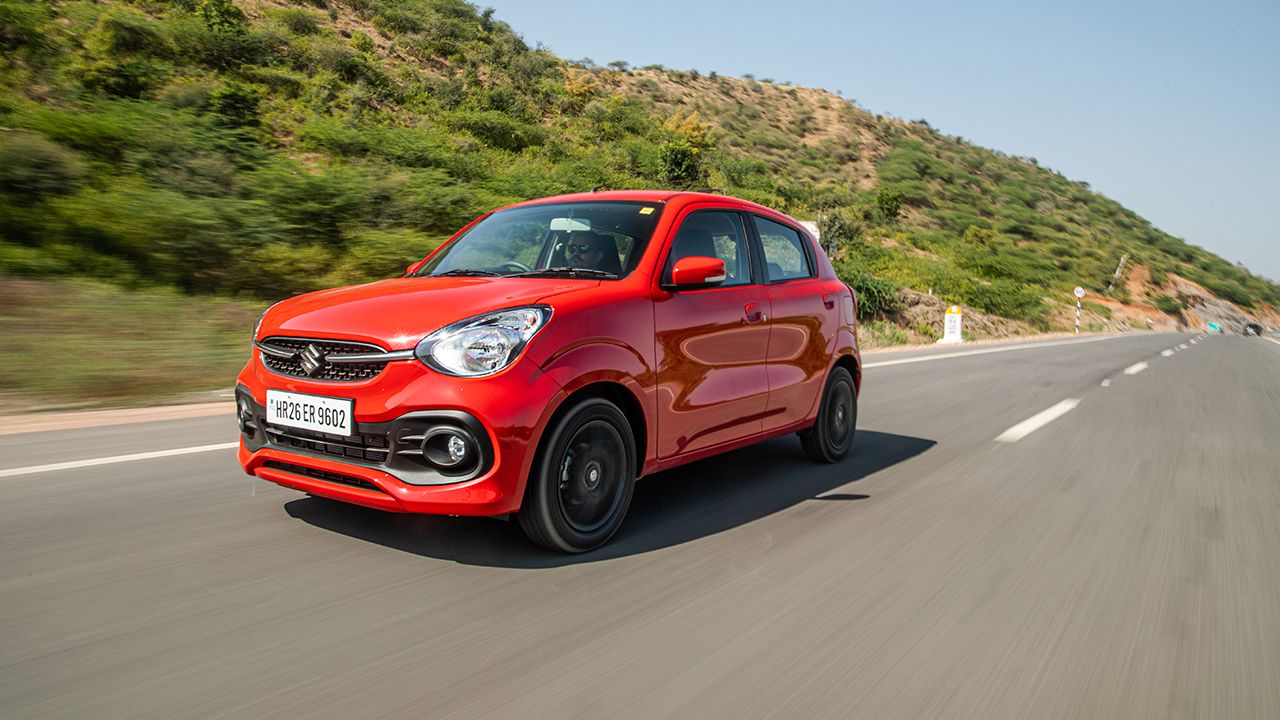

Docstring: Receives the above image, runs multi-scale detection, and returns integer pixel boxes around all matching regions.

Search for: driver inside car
[562,231,623,274]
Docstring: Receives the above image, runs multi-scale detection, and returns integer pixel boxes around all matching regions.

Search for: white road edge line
[0,442,240,479]
[1161,349,1176,357]
[1266,338,1280,347]
[863,334,1123,369]
[1123,362,1149,375]
[995,399,1082,443]
[1101,379,1112,387]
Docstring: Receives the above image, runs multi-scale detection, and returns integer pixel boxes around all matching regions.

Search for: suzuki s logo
[298,344,326,376]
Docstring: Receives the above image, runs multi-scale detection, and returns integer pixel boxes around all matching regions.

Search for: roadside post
[1073,286,1086,334]
[938,305,963,344]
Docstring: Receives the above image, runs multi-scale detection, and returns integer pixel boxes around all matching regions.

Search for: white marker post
[1073,286,1086,334]
[939,305,963,344]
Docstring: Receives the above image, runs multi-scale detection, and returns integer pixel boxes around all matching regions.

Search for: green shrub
[861,320,909,346]
[1150,294,1182,315]
[350,30,374,52]
[0,132,85,201]
[322,227,444,286]
[816,208,864,248]
[268,7,323,35]
[841,269,900,319]
[658,139,704,187]
[207,82,262,128]
[0,1,54,55]
[84,7,173,57]
[914,321,940,340]
[167,15,282,69]
[876,188,904,222]
[450,109,546,151]
[963,280,1047,323]
[197,0,247,33]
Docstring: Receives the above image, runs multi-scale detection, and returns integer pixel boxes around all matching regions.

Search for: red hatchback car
[237,191,861,551]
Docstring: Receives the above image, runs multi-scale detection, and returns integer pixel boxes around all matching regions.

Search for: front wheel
[517,398,636,552]
[799,366,857,463]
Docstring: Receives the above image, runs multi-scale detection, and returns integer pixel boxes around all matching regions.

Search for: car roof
[496,190,804,227]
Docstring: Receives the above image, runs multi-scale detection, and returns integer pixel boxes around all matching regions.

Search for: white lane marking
[1161,349,1176,357]
[1178,343,1189,350]
[0,442,239,479]
[995,399,1082,443]
[1123,362,1149,375]
[1266,337,1280,347]
[1190,339,1197,344]
[863,334,1123,369]
[1101,379,1112,387]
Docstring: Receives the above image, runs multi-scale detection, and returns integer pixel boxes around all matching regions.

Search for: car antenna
[591,185,605,193]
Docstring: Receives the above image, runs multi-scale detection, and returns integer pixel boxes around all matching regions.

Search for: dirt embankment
[1119,264,1279,333]
[870,260,1280,349]
[897,289,1034,339]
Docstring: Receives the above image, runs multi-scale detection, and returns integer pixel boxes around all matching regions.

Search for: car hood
[260,277,597,350]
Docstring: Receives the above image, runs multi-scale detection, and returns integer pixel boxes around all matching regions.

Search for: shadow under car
[284,429,936,568]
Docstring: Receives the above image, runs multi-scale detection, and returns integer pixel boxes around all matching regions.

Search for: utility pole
[1107,253,1129,293]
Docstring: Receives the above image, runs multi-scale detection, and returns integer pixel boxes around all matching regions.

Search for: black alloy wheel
[799,366,857,463]
[518,398,636,552]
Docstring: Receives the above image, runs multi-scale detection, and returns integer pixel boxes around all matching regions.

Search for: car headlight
[415,306,551,377]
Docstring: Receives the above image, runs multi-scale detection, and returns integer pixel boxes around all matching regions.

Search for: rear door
[653,208,770,459]
[750,214,836,433]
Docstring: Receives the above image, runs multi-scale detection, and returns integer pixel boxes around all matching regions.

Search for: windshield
[416,201,664,280]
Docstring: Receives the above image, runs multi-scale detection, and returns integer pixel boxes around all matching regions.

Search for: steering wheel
[496,261,532,273]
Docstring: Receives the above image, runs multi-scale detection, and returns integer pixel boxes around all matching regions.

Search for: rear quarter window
[754,216,813,282]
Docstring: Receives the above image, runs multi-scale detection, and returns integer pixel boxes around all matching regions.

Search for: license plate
[265,390,354,436]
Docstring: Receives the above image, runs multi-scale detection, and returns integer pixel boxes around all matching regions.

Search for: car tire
[517,398,636,553]
[799,366,857,463]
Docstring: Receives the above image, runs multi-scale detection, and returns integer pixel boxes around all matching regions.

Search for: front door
[653,209,770,459]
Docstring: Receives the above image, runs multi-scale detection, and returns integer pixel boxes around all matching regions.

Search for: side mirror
[669,256,727,289]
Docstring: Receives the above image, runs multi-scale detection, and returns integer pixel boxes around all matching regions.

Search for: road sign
[1073,286,1086,299]
[939,305,963,344]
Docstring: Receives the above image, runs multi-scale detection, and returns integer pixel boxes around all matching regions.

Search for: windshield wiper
[508,267,619,280]
[429,268,503,277]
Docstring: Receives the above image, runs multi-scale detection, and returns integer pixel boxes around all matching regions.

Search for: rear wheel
[799,366,857,463]
[517,398,636,552]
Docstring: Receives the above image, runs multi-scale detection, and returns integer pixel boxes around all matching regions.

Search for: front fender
[536,337,659,476]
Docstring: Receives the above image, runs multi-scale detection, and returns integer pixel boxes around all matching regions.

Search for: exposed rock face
[1171,275,1279,333]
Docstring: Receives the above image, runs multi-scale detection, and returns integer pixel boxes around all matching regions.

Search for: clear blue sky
[484,0,1280,283]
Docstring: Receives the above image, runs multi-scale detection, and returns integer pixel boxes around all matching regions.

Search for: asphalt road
[3,333,1279,719]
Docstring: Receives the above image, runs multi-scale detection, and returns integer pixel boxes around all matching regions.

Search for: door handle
[822,293,836,310]
[744,303,766,324]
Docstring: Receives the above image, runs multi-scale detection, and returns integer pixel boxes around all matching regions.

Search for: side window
[753,216,813,282]
[666,211,753,286]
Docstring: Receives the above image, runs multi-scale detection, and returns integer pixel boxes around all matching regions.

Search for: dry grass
[0,278,265,407]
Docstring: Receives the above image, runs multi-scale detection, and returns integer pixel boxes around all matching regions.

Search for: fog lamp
[421,427,477,470]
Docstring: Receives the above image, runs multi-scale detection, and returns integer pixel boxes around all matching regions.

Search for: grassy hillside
[1,0,1276,362]
[608,69,1279,324]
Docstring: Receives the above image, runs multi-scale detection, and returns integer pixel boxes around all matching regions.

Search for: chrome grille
[258,337,389,382]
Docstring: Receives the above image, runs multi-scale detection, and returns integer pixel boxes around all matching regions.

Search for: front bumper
[235,353,566,516]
